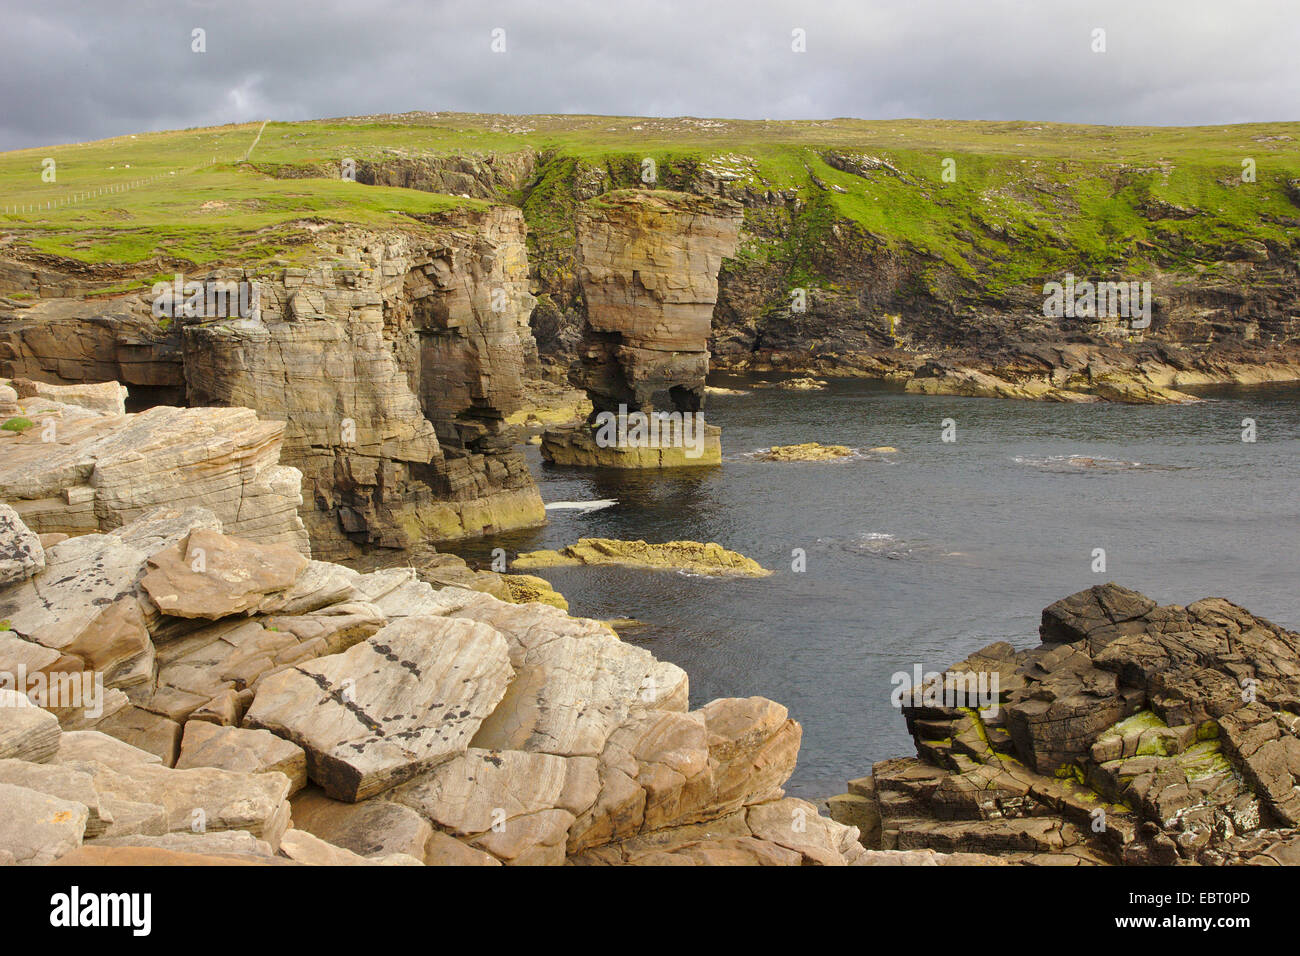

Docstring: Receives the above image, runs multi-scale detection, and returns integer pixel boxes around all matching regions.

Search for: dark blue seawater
[454,376,1300,799]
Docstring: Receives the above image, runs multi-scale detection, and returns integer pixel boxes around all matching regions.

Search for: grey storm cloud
[1,0,1297,150]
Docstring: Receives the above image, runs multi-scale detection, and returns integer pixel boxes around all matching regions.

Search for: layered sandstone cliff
[0,379,307,551]
[510,148,1300,404]
[0,207,546,559]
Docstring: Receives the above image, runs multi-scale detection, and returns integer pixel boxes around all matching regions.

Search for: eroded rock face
[573,190,742,414]
[180,213,544,559]
[0,210,547,560]
[830,584,1300,865]
[543,190,741,468]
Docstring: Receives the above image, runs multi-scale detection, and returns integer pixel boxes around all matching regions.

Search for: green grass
[2,112,1298,287]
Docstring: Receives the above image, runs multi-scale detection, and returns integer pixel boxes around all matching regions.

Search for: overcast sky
[2,0,1297,150]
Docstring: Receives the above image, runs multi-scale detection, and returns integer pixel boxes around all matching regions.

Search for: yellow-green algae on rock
[500,573,570,611]
[758,442,854,462]
[512,537,772,577]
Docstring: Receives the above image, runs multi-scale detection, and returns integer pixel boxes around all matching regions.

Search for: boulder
[140,528,309,620]
[243,616,513,801]
[175,722,307,794]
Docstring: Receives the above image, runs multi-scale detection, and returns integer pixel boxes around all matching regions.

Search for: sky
[1,0,1298,149]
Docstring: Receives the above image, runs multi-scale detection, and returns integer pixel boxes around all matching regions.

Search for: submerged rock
[776,377,828,391]
[758,442,854,462]
[512,537,772,577]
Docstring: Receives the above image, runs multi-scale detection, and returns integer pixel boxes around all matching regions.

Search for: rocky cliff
[520,153,1300,402]
[7,115,1300,410]
[828,583,1300,865]
[0,389,866,866]
[0,207,546,559]
[569,190,742,415]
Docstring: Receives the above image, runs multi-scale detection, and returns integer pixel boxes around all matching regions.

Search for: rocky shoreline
[715,341,1300,405]
[2,381,1297,867]
[0,380,864,866]
[827,583,1300,865]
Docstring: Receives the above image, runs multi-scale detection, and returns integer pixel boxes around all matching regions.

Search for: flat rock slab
[141,528,309,619]
[392,748,592,836]
[51,845,287,866]
[54,729,163,766]
[176,722,307,794]
[0,758,109,837]
[91,706,182,765]
[432,592,689,757]
[92,830,275,857]
[0,781,88,864]
[244,615,513,801]
[277,828,423,866]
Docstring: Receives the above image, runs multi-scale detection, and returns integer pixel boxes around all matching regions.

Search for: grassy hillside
[2,112,1299,295]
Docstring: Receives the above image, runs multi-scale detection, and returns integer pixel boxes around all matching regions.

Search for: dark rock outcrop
[830,584,1300,865]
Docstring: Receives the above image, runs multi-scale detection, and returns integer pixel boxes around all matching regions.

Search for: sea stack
[541,190,742,468]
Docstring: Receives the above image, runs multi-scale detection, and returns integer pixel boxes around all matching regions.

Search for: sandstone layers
[0,207,546,560]
[542,191,741,467]
[0,379,307,551]
[0,384,865,865]
[829,583,1300,865]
